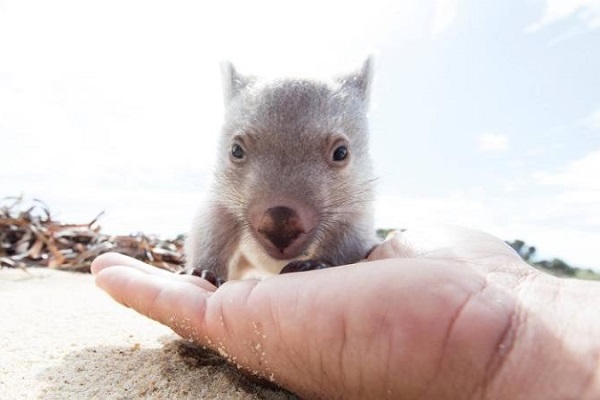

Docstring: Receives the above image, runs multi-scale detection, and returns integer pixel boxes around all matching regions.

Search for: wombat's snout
[249,203,318,260]
[258,206,303,250]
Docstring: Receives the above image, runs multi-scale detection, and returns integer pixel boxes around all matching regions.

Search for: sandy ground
[0,268,297,399]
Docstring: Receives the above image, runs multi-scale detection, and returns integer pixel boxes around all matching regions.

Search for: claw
[183,268,226,288]
[280,259,331,274]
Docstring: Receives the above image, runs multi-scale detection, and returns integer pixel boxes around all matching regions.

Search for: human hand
[91,226,600,399]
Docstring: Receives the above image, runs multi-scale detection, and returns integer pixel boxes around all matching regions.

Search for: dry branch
[0,196,185,273]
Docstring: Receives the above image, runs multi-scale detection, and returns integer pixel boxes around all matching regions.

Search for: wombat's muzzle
[248,202,318,260]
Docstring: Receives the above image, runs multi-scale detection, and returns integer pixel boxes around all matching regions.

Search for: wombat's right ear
[337,56,373,105]
[221,61,253,105]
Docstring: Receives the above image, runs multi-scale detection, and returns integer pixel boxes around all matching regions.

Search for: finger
[369,226,532,283]
[370,225,521,262]
[94,265,211,340]
[91,252,216,289]
[92,252,176,276]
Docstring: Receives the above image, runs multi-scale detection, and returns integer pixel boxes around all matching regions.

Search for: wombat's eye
[332,145,348,162]
[231,144,245,160]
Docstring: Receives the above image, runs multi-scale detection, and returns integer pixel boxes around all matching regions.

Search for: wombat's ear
[221,61,253,105]
[337,56,373,105]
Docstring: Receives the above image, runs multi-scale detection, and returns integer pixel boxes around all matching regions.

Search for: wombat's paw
[280,259,331,274]
[180,268,226,287]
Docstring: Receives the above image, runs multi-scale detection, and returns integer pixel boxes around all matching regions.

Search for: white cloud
[375,191,600,269]
[526,0,600,33]
[477,132,509,152]
[375,152,600,270]
[535,149,600,190]
[581,105,600,130]
[532,150,600,235]
[432,0,459,36]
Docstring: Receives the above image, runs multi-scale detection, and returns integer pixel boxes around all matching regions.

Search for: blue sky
[1,0,599,268]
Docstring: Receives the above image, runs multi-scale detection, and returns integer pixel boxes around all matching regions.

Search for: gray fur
[185,58,379,280]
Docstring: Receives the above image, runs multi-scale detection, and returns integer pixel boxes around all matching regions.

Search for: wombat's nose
[257,206,305,252]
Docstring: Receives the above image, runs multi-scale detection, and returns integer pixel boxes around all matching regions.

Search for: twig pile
[0,196,185,273]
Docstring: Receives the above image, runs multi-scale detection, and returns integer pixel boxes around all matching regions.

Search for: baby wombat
[185,59,379,284]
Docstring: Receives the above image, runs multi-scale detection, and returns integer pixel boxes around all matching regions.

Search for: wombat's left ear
[337,56,373,105]
[221,61,254,106]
